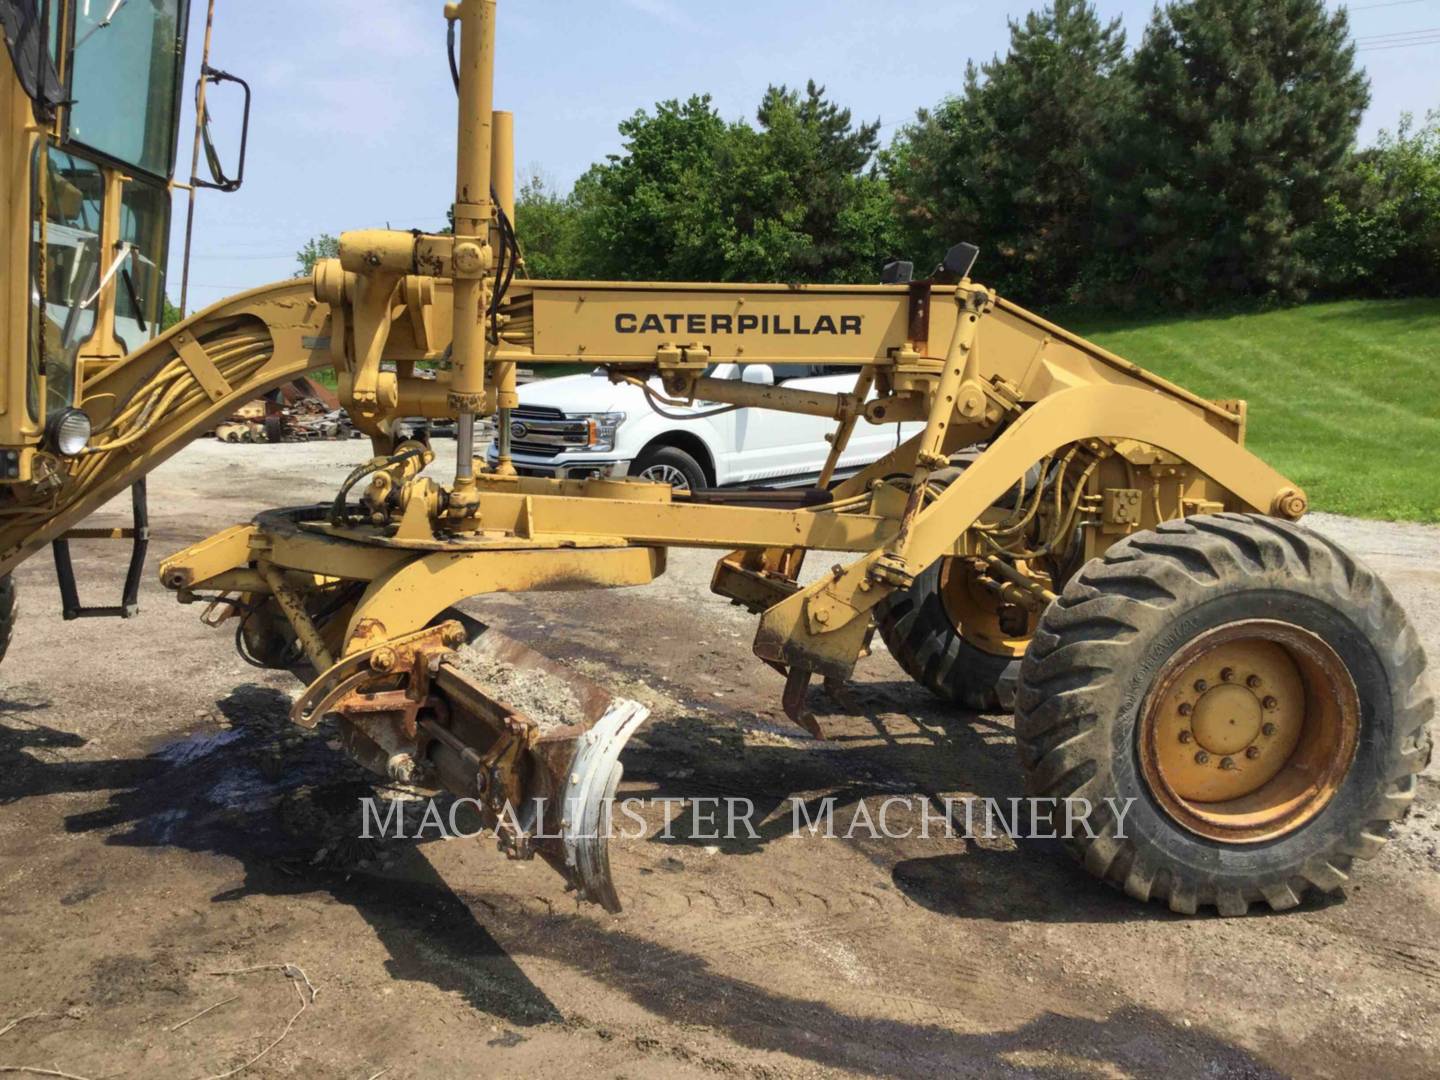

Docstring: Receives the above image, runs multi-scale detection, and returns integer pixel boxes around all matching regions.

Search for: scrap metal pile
[211,377,359,444]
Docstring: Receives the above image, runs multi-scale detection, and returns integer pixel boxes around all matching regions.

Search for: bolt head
[1220,756,1236,770]
[1178,702,1193,717]
[1263,696,1279,710]
[1220,667,1234,682]
[1262,722,1278,737]
[1179,730,1193,743]
[1246,675,1262,689]
[1194,751,1210,765]
[1194,678,1208,692]
[1246,746,1261,759]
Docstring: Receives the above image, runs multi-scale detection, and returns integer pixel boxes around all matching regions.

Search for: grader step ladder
[0,0,1430,917]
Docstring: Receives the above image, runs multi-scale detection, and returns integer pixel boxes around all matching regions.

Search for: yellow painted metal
[340,545,665,650]
[1138,620,1361,843]
[939,559,1034,658]
[466,488,899,551]
[259,562,336,671]
[74,167,130,365]
[753,383,1298,679]
[0,49,38,440]
[447,0,497,413]
[489,108,518,419]
[158,524,258,591]
[0,280,333,575]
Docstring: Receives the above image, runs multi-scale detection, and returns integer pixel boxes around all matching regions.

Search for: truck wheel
[876,558,1028,711]
[633,445,706,491]
[1015,514,1432,915]
[0,574,15,666]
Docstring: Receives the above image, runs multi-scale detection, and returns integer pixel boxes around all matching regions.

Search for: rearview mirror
[195,65,252,193]
[741,365,774,387]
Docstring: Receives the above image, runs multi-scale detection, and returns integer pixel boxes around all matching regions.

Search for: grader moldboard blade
[297,616,649,913]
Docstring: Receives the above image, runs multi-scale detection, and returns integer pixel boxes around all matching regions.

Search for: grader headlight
[46,408,92,457]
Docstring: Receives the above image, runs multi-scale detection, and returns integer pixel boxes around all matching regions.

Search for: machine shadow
[620,676,1185,926]
[622,675,1336,924]
[50,682,560,1027]
[0,693,153,804]
[5,678,1299,1073]
[422,867,1288,1080]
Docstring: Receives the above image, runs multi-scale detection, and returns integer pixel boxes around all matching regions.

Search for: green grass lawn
[1066,298,1440,524]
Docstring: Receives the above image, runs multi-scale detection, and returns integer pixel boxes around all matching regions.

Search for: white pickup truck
[486,364,916,489]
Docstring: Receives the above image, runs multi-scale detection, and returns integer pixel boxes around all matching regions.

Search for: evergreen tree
[886,0,1130,303]
[755,81,893,282]
[1109,0,1368,304]
[572,88,895,283]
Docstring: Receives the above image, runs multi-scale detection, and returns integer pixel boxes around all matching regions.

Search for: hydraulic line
[0,323,275,534]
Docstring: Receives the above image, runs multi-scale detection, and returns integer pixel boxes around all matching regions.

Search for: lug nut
[1194,678,1208,692]
[1262,722,1277,737]
[1194,751,1210,765]
[1221,757,1236,770]
[1246,746,1261,759]
[1263,696,1279,710]
[1220,667,1234,681]
[1178,703,1193,717]
[1247,675,1262,688]
[1179,730,1193,743]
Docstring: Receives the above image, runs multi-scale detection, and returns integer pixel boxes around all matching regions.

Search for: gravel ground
[0,438,1435,1079]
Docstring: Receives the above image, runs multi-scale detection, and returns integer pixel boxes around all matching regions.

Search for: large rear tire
[1015,514,1432,915]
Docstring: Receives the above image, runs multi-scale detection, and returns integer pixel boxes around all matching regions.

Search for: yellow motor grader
[0,0,1430,917]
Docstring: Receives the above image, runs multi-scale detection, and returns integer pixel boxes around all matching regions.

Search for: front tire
[632,445,706,492]
[874,465,1036,712]
[875,558,1025,712]
[1016,514,1432,915]
[0,574,15,666]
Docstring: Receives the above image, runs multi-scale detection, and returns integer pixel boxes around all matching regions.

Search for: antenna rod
[176,0,217,319]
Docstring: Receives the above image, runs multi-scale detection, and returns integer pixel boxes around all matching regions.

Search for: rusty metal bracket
[290,619,465,728]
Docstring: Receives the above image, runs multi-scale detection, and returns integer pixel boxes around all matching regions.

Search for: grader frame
[2,1,1425,916]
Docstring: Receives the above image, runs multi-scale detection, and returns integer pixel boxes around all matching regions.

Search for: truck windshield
[67,0,188,177]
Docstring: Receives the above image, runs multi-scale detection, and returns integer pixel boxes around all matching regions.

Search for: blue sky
[170,0,1440,312]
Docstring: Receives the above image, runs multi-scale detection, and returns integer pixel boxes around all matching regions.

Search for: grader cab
[0,1,1430,917]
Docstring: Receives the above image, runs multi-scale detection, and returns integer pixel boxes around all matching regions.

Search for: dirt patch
[449,640,587,730]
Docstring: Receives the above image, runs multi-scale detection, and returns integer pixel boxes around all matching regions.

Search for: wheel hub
[1190,682,1262,755]
[938,558,1037,658]
[1138,619,1359,843]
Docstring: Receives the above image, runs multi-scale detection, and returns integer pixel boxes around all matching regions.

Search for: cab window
[66,0,189,177]
[30,149,105,417]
